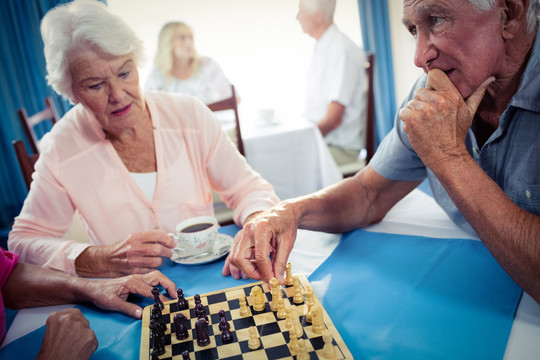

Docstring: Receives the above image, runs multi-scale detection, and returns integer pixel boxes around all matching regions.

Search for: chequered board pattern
[140,274,352,359]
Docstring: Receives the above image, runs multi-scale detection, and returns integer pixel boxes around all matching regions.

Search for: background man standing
[297,0,368,169]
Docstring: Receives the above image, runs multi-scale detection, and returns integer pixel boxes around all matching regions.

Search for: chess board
[140,274,353,359]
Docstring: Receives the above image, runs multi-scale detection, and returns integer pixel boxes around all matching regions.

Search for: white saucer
[171,233,233,265]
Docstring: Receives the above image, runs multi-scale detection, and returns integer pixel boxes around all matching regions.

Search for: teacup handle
[168,233,187,253]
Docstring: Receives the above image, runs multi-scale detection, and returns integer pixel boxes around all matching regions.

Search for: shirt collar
[510,23,540,113]
[315,24,338,50]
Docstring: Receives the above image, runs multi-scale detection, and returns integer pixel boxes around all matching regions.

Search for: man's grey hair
[302,0,336,22]
[468,0,540,34]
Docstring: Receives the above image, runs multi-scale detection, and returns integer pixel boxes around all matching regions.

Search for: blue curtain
[357,0,396,147]
[0,0,74,229]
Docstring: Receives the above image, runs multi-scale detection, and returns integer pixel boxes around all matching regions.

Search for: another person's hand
[36,308,98,360]
[399,68,494,170]
[223,202,299,283]
[75,230,175,277]
[83,270,177,319]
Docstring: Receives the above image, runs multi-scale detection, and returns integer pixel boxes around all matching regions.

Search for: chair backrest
[364,52,376,163]
[17,96,59,155]
[12,139,39,191]
[206,85,245,157]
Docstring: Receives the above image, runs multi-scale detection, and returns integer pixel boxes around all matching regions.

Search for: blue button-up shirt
[371,25,540,236]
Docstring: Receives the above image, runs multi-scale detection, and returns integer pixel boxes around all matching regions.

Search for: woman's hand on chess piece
[36,308,98,360]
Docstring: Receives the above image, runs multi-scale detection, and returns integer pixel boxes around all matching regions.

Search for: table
[222,112,343,200]
[2,189,539,359]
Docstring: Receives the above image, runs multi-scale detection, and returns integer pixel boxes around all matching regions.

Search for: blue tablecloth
[0,226,522,359]
[309,229,522,360]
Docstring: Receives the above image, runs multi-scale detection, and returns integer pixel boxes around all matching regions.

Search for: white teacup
[169,216,219,261]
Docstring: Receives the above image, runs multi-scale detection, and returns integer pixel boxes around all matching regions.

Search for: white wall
[107,0,362,120]
[107,0,422,118]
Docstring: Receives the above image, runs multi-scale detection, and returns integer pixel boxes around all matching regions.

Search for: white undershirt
[130,172,157,202]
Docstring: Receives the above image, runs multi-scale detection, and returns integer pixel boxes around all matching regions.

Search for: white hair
[468,0,540,34]
[41,0,145,100]
[301,0,336,22]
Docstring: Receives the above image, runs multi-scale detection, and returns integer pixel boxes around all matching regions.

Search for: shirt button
[525,190,531,199]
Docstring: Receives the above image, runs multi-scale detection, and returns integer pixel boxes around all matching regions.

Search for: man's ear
[502,0,528,39]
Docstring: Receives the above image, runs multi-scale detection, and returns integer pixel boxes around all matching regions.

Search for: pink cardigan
[8,92,279,275]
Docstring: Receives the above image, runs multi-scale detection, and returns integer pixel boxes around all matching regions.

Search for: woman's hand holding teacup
[169,216,219,261]
[75,230,175,278]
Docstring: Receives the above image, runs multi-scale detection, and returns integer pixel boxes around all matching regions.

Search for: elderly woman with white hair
[8,0,279,278]
[145,21,234,104]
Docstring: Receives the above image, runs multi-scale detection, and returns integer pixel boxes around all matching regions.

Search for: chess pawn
[297,339,310,360]
[294,320,304,339]
[276,296,287,319]
[293,277,304,304]
[196,303,208,322]
[149,320,165,356]
[194,294,202,306]
[182,350,191,360]
[219,309,226,319]
[151,306,166,332]
[239,296,250,317]
[305,286,315,323]
[285,262,294,286]
[291,305,303,338]
[152,287,164,310]
[248,326,260,350]
[177,288,188,310]
[249,285,265,311]
[321,330,337,360]
[220,319,233,344]
[311,304,324,334]
[285,306,293,329]
[288,332,299,355]
[269,277,280,311]
[219,316,228,332]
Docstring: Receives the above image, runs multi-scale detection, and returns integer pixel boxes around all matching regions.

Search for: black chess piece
[152,287,164,310]
[182,350,191,359]
[219,316,228,331]
[151,305,166,332]
[195,318,210,346]
[149,320,165,356]
[174,313,189,340]
[196,302,208,322]
[220,319,233,344]
[218,309,227,331]
[194,294,201,306]
[177,288,188,310]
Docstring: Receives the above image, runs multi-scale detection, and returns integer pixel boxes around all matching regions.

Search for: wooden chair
[12,139,92,243]
[341,51,376,178]
[206,85,244,226]
[12,139,39,191]
[364,52,376,164]
[207,85,245,157]
[17,96,59,154]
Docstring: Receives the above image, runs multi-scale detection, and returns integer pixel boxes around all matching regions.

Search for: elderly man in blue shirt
[224,0,540,305]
